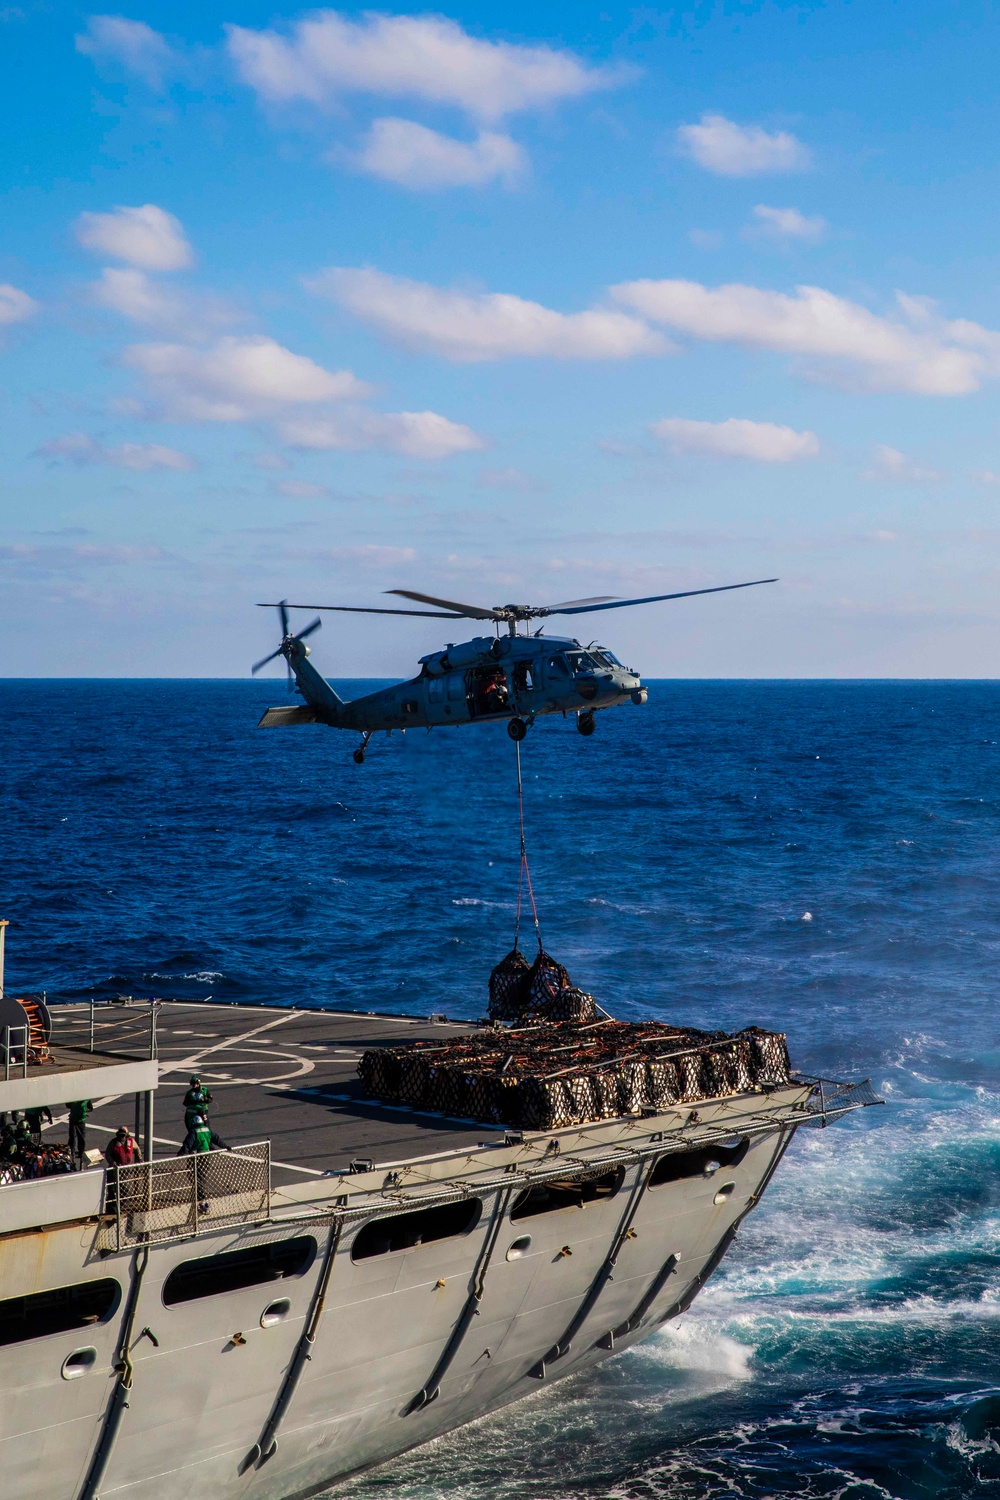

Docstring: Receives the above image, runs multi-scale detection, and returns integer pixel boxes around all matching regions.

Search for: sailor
[183,1075,214,1129]
[105,1125,143,1168]
[0,1124,17,1161]
[68,1099,92,1168]
[24,1104,53,1144]
[178,1114,228,1155]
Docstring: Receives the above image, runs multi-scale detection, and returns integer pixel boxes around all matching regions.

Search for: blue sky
[4,1,1000,677]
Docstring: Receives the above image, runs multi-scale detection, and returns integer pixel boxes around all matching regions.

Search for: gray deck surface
[39,1002,490,1187]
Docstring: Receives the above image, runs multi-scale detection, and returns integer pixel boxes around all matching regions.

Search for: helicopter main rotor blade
[538,596,617,611]
[542,578,778,616]
[294,617,322,642]
[257,602,465,619]
[386,589,500,621]
[251,646,284,675]
[278,599,290,638]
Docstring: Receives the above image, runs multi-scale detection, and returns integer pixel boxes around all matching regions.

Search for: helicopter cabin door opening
[466,665,510,720]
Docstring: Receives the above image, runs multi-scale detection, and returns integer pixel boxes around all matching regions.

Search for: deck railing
[49,998,159,1061]
[97,1141,271,1250]
[1,1024,28,1078]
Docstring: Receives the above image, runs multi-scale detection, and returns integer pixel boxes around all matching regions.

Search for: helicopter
[251,579,776,763]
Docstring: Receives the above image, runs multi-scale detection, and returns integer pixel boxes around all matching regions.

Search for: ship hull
[0,1125,791,1500]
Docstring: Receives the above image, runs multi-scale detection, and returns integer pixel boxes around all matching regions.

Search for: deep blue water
[4,678,1000,1499]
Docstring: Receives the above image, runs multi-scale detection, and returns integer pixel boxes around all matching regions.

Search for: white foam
[651,1319,753,1380]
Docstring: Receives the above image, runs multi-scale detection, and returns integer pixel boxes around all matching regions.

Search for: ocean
[3,678,1000,1499]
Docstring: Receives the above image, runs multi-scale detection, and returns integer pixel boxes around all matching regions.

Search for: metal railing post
[3,1026,8,1081]
[89,1000,95,1053]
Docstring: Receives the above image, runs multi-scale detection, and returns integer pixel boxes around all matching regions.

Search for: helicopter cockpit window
[428,678,445,703]
[546,655,570,679]
[513,662,534,692]
[566,652,602,674]
[593,651,619,669]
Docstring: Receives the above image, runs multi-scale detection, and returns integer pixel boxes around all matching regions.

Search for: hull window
[163,1235,317,1306]
[0,1278,120,1347]
[351,1198,482,1261]
[510,1168,624,1221]
[649,1138,749,1188]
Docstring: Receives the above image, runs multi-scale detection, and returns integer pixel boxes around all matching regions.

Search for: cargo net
[488,949,600,1025]
[358,1020,792,1133]
[96,1142,270,1251]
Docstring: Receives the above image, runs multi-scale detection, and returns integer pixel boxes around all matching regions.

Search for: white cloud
[88,267,240,334]
[75,15,175,89]
[971,468,1000,485]
[750,205,827,242]
[355,118,525,189]
[677,114,811,176]
[280,408,485,460]
[476,465,544,492]
[611,278,1000,395]
[123,335,371,421]
[311,267,667,362]
[116,329,478,460]
[37,432,196,471]
[75,204,193,271]
[90,268,185,326]
[0,283,37,326]
[863,445,944,483]
[652,416,820,463]
[226,11,619,123]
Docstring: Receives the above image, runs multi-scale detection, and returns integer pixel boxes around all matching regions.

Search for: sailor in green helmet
[182,1075,214,1131]
[178,1114,228,1155]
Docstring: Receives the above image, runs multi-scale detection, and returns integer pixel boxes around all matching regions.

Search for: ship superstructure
[0,986,877,1500]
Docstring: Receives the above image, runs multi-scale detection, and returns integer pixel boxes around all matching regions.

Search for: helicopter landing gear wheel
[577,711,595,737]
[353,748,366,764]
[507,718,528,742]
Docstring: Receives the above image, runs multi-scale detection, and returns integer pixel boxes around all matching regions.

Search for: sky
[4,0,1000,677]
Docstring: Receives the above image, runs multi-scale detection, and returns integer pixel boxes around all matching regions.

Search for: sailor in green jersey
[68,1099,92,1167]
[24,1105,53,1144]
[182,1075,214,1130]
[178,1114,228,1154]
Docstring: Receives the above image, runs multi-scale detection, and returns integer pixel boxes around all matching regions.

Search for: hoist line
[513,737,542,954]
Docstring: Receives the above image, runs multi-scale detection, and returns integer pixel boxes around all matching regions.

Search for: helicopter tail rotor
[252,600,322,689]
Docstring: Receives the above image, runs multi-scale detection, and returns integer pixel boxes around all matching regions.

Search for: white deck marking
[158,1011,299,1076]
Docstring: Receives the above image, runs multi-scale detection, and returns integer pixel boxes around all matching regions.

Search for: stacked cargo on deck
[357,1016,793,1132]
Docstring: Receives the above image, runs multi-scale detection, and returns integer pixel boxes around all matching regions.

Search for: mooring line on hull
[402,1183,517,1416]
[529,1153,659,1379]
[77,1244,149,1500]
[242,1218,343,1472]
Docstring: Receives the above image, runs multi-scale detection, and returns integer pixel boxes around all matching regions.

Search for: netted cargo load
[488,948,578,1023]
[488,948,531,1021]
[358,1017,795,1131]
[538,986,597,1024]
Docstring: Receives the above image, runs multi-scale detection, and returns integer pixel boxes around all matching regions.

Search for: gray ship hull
[0,1000,875,1500]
